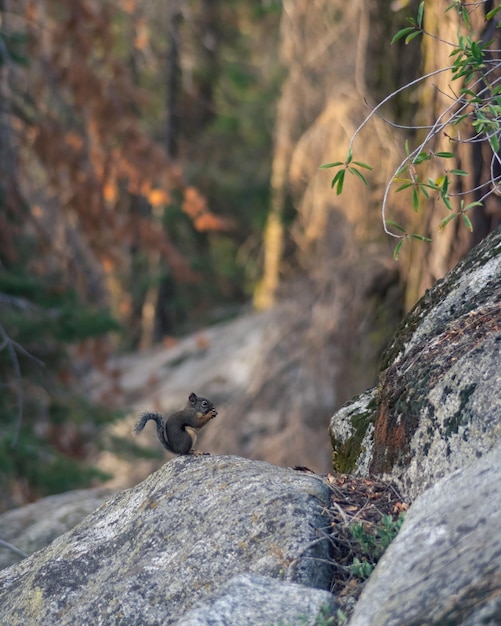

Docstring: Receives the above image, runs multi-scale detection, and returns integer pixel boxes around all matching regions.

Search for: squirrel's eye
[201,400,208,408]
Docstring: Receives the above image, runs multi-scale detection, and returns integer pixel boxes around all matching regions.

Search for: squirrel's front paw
[207,409,217,420]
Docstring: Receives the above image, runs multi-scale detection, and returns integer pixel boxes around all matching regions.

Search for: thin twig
[0,322,24,446]
[0,539,28,559]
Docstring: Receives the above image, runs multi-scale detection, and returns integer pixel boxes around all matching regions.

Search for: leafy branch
[319,148,373,195]
[321,1,501,259]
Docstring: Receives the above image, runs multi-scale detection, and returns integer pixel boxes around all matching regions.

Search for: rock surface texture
[349,443,501,626]
[177,574,336,626]
[0,456,334,626]
[330,225,501,500]
[0,488,113,571]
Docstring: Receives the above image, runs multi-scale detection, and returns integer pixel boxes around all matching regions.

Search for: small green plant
[313,604,337,626]
[319,148,373,195]
[321,1,501,258]
[333,608,348,626]
[348,513,405,580]
[349,556,375,580]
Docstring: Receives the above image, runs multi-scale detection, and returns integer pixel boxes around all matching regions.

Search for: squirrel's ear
[189,392,197,404]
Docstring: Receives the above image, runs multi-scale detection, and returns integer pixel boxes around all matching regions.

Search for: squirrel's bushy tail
[133,412,170,451]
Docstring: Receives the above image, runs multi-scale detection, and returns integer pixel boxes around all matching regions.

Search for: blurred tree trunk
[164,1,181,159]
[259,0,499,314]
[253,72,296,310]
[470,3,501,244]
[402,0,472,308]
[151,0,222,344]
[127,194,152,350]
[0,0,18,235]
[150,0,183,344]
[403,0,501,307]
[190,0,219,130]
[254,0,331,309]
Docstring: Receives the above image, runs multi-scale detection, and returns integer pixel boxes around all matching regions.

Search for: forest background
[1,0,499,511]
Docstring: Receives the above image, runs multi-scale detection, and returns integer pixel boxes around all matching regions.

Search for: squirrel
[133,392,217,455]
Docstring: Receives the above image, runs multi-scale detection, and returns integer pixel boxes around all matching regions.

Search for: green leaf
[346,148,353,164]
[426,179,441,192]
[412,187,419,211]
[319,161,344,169]
[435,152,454,158]
[414,151,431,164]
[445,196,453,210]
[486,5,501,20]
[439,213,458,230]
[352,161,373,171]
[332,170,345,195]
[331,171,341,189]
[470,40,482,60]
[463,201,483,211]
[410,234,432,242]
[450,169,468,176]
[391,27,416,45]
[462,72,475,86]
[386,220,406,234]
[395,181,414,192]
[417,1,424,28]
[462,213,473,231]
[459,88,477,98]
[419,184,430,199]
[405,30,422,45]
[461,7,471,30]
[348,167,369,185]
[489,135,500,153]
[393,239,404,260]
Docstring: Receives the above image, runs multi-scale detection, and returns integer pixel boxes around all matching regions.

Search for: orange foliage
[133,18,149,51]
[194,213,231,232]
[103,181,118,204]
[20,0,224,282]
[182,187,230,232]
[148,189,170,207]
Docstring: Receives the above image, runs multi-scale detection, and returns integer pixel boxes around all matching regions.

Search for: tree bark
[165,2,181,159]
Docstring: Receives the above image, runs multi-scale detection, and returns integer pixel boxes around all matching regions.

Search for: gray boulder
[177,574,337,626]
[329,388,376,476]
[0,456,335,626]
[348,443,501,626]
[0,488,113,571]
[330,225,501,500]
